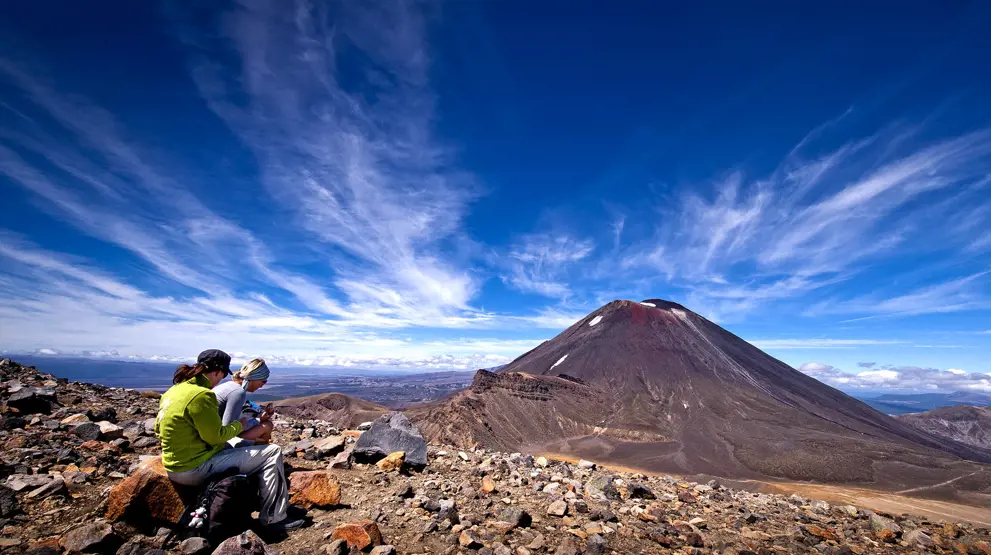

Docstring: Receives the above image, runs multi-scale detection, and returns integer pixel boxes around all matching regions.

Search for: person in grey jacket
[213,358,274,444]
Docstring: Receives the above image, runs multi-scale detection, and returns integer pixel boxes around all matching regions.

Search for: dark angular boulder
[73,422,103,442]
[87,407,118,424]
[0,416,27,431]
[354,413,428,468]
[6,387,57,415]
[0,486,18,518]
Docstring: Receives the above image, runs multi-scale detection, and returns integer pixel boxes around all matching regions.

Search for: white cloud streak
[503,233,595,299]
[749,339,905,350]
[799,362,991,392]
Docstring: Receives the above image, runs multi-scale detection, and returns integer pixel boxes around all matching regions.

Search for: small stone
[547,500,568,517]
[179,537,211,555]
[26,477,67,500]
[585,534,606,555]
[481,476,497,494]
[497,507,531,529]
[589,509,617,522]
[838,505,859,517]
[96,420,124,442]
[903,529,934,548]
[331,520,383,551]
[578,459,596,470]
[72,422,102,442]
[535,456,548,467]
[314,435,346,457]
[375,451,405,472]
[324,539,348,555]
[552,538,579,555]
[677,490,697,503]
[459,529,484,549]
[6,474,54,492]
[628,482,654,499]
[328,446,353,469]
[58,521,116,554]
[211,530,277,555]
[869,513,902,543]
[61,413,90,425]
[369,546,396,555]
[803,524,840,542]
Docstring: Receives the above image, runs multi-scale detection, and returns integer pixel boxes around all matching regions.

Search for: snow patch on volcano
[640,302,656,307]
[550,354,568,370]
[588,315,603,327]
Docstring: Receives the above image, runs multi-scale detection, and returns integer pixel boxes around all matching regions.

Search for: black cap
[197,349,232,375]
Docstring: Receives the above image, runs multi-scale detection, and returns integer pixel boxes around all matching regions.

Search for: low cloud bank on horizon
[1,1,989,392]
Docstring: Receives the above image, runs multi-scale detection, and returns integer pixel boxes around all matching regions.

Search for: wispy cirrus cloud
[799,362,991,392]
[175,0,483,324]
[0,1,571,364]
[805,271,991,320]
[514,118,991,323]
[502,233,595,299]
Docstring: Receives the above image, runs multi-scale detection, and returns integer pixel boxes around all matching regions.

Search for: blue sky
[0,1,989,393]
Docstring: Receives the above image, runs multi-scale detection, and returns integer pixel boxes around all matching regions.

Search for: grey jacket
[213,380,259,428]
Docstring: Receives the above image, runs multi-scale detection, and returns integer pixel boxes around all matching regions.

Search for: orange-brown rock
[342,430,362,439]
[106,457,187,526]
[480,476,497,494]
[288,471,341,508]
[803,525,840,543]
[331,520,382,550]
[375,451,405,472]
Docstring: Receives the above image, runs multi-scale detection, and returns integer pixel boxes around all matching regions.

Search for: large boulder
[6,387,57,415]
[354,413,428,468]
[106,457,189,527]
[210,530,277,555]
[288,471,341,508]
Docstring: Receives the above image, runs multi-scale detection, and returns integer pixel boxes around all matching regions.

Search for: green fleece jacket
[155,375,243,472]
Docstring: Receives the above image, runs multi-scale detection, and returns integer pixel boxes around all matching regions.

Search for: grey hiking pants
[167,443,288,525]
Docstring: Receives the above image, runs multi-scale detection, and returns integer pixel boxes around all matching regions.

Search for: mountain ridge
[410,298,991,499]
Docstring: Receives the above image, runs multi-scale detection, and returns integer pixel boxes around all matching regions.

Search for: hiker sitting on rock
[155,349,305,534]
[213,358,275,445]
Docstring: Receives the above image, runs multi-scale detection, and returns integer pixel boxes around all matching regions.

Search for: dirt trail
[764,482,991,527]
[540,451,991,526]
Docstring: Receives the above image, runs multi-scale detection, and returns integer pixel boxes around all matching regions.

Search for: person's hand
[260,412,272,423]
[239,416,253,429]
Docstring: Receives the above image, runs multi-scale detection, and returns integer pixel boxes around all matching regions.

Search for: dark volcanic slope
[897,405,991,450]
[274,392,388,428]
[413,299,991,493]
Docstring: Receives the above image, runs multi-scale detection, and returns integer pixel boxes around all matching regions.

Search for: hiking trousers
[167,443,288,525]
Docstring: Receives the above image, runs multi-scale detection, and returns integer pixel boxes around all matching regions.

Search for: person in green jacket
[155,349,304,533]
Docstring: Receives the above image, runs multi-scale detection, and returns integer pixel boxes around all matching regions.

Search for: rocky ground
[2,358,991,554]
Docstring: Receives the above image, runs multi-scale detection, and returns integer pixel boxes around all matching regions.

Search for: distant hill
[273,392,389,428]
[858,391,991,415]
[411,298,991,497]
[897,406,991,450]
